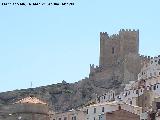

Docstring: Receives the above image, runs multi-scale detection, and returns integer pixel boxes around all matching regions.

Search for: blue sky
[0,0,160,92]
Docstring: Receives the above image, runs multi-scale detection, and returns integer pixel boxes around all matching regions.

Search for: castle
[2,29,160,120]
[89,29,149,84]
[50,29,160,120]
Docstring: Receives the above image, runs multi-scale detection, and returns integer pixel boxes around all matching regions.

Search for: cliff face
[0,78,123,112]
[0,29,141,112]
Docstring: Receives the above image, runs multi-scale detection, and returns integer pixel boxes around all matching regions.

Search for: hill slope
[0,78,123,112]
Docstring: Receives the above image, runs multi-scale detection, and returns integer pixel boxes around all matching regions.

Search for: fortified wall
[89,29,149,84]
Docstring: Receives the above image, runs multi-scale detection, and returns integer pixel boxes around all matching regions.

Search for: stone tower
[99,29,139,67]
[90,29,141,84]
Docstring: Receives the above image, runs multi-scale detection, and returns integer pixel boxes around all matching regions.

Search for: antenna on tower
[30,81,33,88]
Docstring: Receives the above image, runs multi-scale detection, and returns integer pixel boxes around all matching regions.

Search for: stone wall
[90,29,142,86]
[136,90,153,112]
[12,103,49,114]
[106,109,140,120]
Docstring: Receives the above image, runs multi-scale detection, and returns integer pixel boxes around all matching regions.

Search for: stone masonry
[89,29,147,85]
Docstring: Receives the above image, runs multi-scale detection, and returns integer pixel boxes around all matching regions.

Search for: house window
[157,85,159,88]
[94,108,96,113]
[141,89,143,92]
[102,107,104,112]
[154,85,156,90]
[118,105,121,110]
[125,92,127,97]
[159,72,160,75]
[74,116,76,120]
[145,96,147,100]
[64,117,67,120]
[86,109,88,114]
[94,117,95,120]
[136,90,138,94]
[145,104,147,107]
[59,118,62,120]
[112,47,114,54]
[130,101,132,105]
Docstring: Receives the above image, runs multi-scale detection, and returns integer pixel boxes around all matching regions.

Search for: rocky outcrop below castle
[0,77,123,112]
[0,29,143,112]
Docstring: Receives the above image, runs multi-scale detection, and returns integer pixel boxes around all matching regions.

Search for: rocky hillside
[0,78,124,112]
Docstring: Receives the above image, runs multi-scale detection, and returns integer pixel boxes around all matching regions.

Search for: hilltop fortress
[50,29,160,120]
[1,29,160,120]
[89,29,150,84]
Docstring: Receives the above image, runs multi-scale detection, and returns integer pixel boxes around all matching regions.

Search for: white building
[96,90,116,103]
[51,109,85,120]
[138,56,160,81]
[52,56,160,120]
[84,101,119,120]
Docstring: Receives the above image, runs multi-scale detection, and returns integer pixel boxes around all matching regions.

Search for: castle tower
[119,29,139,57]
[99,29,139,68]
[99,32,109,67]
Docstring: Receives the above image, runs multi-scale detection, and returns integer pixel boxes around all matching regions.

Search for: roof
[86,101,119,108]
[15,96,47,105]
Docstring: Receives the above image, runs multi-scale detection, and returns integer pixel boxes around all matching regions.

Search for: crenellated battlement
[100,32,120,41]
[139,55,151,60]
[139,54,151,65]
[100,32,109,39]
[140,55,160,60]
[139,55,160,68]
[100,29,139,42]
[89,64,104,75]
[149,55,160,60]
[119,29,138,32]
[100,32,108,35]
[109,34,120,40]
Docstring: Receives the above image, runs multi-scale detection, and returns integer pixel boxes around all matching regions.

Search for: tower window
[112,47,114,54]
[102,107,104,112]
[64,117,67,120]
[145,96,147,100]
[94,108,96,113]
[158,59,160,65]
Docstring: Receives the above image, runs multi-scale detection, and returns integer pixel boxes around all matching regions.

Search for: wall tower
[99,29,139,68]
[90,29,141,84]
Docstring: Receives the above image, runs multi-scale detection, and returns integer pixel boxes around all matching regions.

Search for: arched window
[118,105,121,110]
[112,47,114,54]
